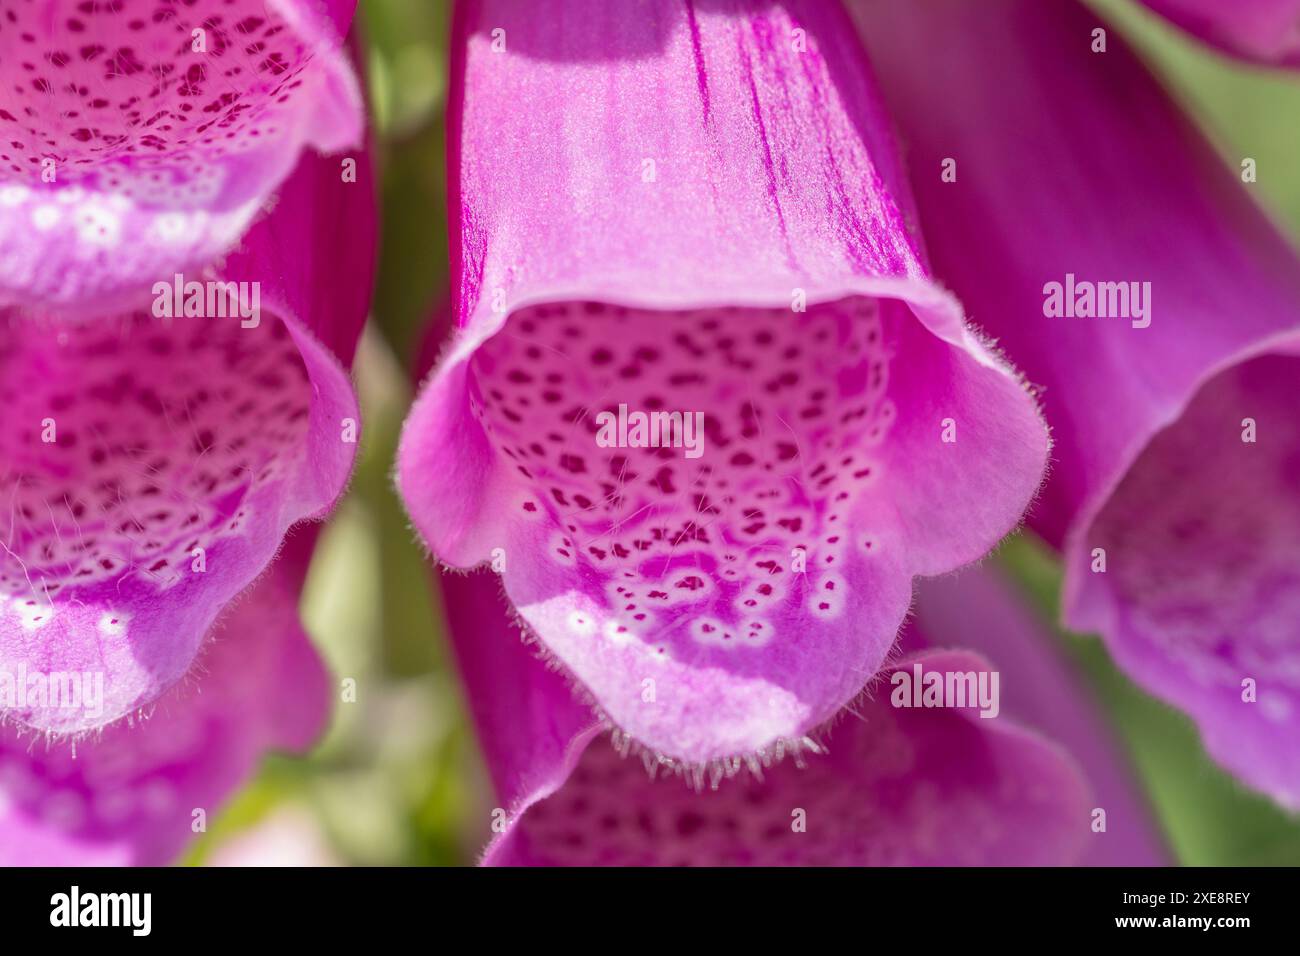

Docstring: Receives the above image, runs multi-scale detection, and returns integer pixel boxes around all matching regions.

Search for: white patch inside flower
[16,600,54,631]
[97,612,129,637]
[74,205,121,247]
[808,574,846,620]
[566,611,596,635]
[31,206,61,231]
[602,617,638,646]
[150,212,190,244]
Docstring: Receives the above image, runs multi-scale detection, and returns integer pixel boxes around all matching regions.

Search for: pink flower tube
[0,144,375,735]
[0,530,331,866]
[853,0,1300,808]
[0,0,364,314]
[397,0,1048,768]
[442,566,1105,867]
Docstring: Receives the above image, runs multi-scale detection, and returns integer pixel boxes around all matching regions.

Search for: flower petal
[398,0,1048,765]
[852,0,1300,805]
[1139,0,1300,68]
[0,530,330,866]
[907,568,1169,866]
[440,568,600,823]
[440,569,1088,867]
[501,670,1084,865]
[0,0,363,314]
[1080,352,1300,808]
[0,147,373,734]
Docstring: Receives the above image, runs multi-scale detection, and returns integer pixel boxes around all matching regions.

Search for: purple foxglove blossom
[905,572,1168,866]
[1139,0,1300,68]
[852,0,1300,808]
[0,531,330,866]
[0,145,375,735]
[0,0,364,315]
[442,567,1102,866]
[397,0,1049,768]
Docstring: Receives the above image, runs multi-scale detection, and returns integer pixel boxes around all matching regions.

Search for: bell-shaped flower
[0,0,364,313]
[397,0,1048,767]
[440,565,1167,866]
[853,0,1300,807]
[0,146,375,734]
[0,531,331,865]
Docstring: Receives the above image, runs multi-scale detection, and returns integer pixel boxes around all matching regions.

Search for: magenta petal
[907,569,1169,866]
[1079,353,1300,808]
[398,0,1048,765]
[1139,0,1300,68]
[0,0,363,314]
[0,532,330,866]
[441,569,600,824]
[0,149,372,734]
[853,0,1300,806]
[482,647,1088,866]
[439,569,1087,865]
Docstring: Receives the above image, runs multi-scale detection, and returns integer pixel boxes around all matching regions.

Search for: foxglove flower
[0,144,375,735]
[397,0,1049,767]
[906,571,1168,866]
[0,0,363,314]
[0,531,330,866]
[440,565,1168,866]
[853,0,1300,807]
[1138,0,1300,68]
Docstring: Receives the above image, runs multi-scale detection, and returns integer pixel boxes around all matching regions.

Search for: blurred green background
[185,0,1300,866]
